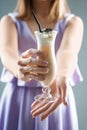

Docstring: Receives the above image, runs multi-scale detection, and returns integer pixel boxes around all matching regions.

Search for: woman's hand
[31,77,68,121]
[18,48,49,81]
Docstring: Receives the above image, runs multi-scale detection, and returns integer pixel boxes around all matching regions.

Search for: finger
[41,98,62,121]
[59,87,63,99]
[19,71,46,81]
[18,57,32,66]
[58,86,67,105]
[32,102,52,117]
[19,66,49,74]
[18,57,48,67]
[22,49,44,58]
[25,73,46,81]
[31,100,47,114]
[31,97,45,108]
[62,83,68,105]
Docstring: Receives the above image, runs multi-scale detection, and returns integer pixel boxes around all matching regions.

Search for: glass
[34,30,59,102]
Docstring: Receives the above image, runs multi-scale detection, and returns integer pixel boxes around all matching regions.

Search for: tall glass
[34,30,58,102]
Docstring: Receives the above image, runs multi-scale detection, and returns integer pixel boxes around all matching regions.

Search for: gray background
[0,0,87,130]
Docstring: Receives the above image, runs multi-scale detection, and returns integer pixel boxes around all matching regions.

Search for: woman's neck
[32,0,51,17]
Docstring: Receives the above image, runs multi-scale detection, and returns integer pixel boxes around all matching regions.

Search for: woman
[0,0,83,130]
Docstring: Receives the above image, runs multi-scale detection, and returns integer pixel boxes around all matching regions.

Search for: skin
[0,0,84,121]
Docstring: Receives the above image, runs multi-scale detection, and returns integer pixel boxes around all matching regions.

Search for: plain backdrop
[0,0,87,130]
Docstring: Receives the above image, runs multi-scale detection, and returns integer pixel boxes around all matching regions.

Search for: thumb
[63,82,68,105]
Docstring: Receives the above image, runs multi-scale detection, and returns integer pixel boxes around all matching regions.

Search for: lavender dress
[0,13,83,130]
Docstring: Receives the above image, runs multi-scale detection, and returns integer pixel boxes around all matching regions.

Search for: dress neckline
[22,19,62,41]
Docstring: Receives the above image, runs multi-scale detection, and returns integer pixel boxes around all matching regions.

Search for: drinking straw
[32,10,42,32]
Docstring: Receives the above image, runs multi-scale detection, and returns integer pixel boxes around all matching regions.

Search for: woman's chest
[17,19,64,54]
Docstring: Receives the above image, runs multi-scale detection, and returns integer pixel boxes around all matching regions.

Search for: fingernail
[64,100,68,106]
[43,68,49,73]
[30,111,34,116]
[41,116,44,121]
[31,112,35,117]
[42,61,48,65]
[41,117,43,121]
[32,113,36,118]
[32,115,35,118]
[32,114,35,117]
[40,76,45,81]
[64,102,68,106]
[18,61,20,65]
[37,51,44,55]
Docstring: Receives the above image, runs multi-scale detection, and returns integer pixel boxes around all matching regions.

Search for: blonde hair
[15,0,70,21]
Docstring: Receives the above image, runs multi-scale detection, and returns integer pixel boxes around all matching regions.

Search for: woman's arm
[0,15,19,77]
[31,16,84,120]
[0,16,48,81]
[56,16,84,79]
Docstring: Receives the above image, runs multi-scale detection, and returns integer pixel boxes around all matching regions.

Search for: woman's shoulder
[0,15,13,25]
[0,14,16,30]
[0,14,18,41]
[64,13,83,28]
[0,12,19,25]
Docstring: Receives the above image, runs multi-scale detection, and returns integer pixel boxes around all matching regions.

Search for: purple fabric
[0,12,81,130]
[0,13,83,87]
